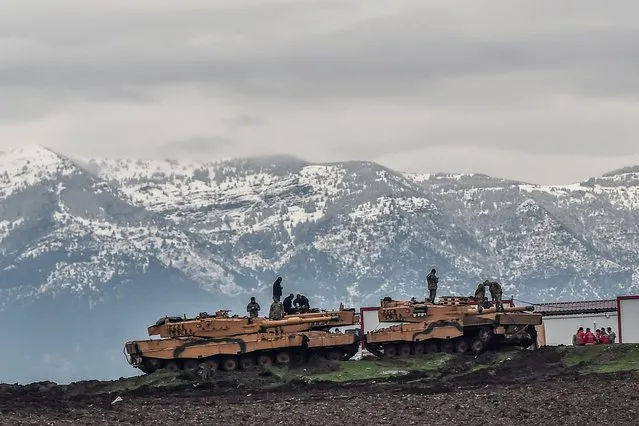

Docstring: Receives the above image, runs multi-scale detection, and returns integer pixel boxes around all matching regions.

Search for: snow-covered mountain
[1,145,638,383]
[3,145,639,307]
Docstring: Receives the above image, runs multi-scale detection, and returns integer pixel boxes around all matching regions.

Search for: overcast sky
[2,0,639,184]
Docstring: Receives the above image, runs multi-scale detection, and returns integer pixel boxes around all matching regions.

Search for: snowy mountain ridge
[1,145,639,312]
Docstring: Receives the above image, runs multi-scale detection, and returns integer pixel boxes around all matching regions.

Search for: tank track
[133,343,361,375]
[364,325,537,359]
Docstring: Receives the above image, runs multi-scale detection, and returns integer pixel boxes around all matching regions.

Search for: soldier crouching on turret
[294,294,310,313]
[474,283,487,313]
[283,293,294,315]
[486,280,504,312]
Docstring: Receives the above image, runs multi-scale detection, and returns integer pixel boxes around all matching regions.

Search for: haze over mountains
[1,145,638,383]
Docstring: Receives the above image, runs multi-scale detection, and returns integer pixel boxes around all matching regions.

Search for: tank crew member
[246,297,261,318]
[273,276,283,302]
[485,280,504,312]
[269,297,284,320]
[474,282,487,313]
[283,293,294,315]
[294,294,310,312]
[427,269,438,303]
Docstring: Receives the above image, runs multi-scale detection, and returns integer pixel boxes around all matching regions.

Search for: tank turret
[148,309,358,338]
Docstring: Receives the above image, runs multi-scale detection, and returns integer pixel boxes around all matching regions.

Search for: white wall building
[617,296,639,343]
[533,300,618,346]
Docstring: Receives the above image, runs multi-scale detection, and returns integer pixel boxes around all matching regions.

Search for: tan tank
[124,307,361,374]
[363,296,543,357]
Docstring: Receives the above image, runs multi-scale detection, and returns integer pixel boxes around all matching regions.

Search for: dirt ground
[1,347,638,426]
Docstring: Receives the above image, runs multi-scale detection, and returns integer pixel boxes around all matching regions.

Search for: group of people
[246,276,312,320]
[427,269,504,312]
[573,327,616,345]
[474,280,504,312]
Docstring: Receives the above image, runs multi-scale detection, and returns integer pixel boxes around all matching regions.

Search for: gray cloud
[162,136,235,157]
[1,0,639,183]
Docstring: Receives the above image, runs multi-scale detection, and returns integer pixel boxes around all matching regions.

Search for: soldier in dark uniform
[294,294,310,312]
[474,282,487,313]
[272,276,283,302]
[427,269,438,303]
[283,293,294,315]
[486,280,504,312]
[246,297,260,318]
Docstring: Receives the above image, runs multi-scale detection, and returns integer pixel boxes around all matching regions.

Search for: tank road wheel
[197,359,219,379]
[292,353,305,365]
[455,339,469,353]
[183,359,200,371]
[325,349,343,362]
[441,340,454,354]
[257,354,274,367]
[276,352,292,365]
[221,357,238,371]
[203,359,219,371]
[470,336,485,354]
[398,343,412,357]
[478,327,494,343]
[165,361,181,372]
[383,344,397,358]
[413,342,425,356]
[308,351,324,364]
[424,340,439,354]
[240,356,256,370]
[142,358,162,374]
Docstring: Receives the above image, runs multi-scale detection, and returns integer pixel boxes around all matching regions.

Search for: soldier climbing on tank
[427,269,438,303]
[273,276,283,302]
[485,280,504,312]
[294,294,310,313]
[474,282,487,313]
[246,297,261,318]
[283,293,294,315]
[269,297,284,320]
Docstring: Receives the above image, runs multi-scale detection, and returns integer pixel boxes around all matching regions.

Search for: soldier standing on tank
[474,282,487,313]
[269,297,284,320]
[283,293,294,315]
[272,276,283,302]
[427,269,438,303]
[486,280,504,312]
[247,297,261,318]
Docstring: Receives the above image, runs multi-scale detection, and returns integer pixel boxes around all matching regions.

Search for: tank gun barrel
[466,305,534,315]
[259,314,343,328]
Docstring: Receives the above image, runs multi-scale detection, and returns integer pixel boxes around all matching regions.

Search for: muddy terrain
[1,345,638,425]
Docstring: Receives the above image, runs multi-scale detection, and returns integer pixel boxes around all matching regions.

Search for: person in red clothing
[576,327,585,345]
[599,332,610,344]
[583,327,596,345]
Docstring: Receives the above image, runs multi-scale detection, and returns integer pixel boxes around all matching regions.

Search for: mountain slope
[0,147,254,311]
[81,152,639,302]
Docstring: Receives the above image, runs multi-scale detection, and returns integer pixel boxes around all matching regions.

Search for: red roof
[533,300,617,315]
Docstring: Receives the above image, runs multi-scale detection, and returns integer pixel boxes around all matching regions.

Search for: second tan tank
[363,296,543,357]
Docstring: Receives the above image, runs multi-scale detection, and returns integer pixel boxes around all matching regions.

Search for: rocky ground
[1,345,638,425]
